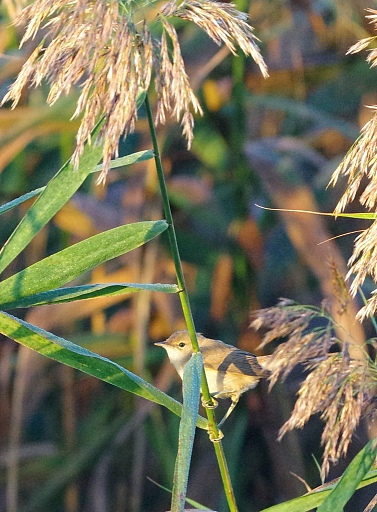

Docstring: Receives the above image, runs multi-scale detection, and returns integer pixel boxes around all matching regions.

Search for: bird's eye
[178,342,186,348]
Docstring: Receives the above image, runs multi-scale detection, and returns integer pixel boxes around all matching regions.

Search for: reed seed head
[251,289,375,478]
[2,0,268,183]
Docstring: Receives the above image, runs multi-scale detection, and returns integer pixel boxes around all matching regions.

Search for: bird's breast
[204,368,259,398]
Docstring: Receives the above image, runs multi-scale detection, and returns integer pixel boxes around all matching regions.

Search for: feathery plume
[329,8,377,317]
[2,0,268,183]
[251,287,375,478]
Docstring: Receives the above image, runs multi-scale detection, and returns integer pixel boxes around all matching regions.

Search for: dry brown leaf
[210,254,233,321]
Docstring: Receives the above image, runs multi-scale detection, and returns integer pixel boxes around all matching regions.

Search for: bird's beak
[154,341,166,347]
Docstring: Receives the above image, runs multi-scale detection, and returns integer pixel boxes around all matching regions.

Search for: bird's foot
[208,428,224,442]
[201,396,218,409]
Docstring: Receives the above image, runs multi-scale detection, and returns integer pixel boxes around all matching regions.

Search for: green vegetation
[1,1,377,511]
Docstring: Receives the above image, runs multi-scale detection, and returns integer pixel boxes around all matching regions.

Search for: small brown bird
[155,330,270,426]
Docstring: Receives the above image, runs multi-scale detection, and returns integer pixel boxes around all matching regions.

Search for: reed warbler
[155,330,270,426]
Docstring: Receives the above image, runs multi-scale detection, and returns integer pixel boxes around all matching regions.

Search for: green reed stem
[145,95,238,512]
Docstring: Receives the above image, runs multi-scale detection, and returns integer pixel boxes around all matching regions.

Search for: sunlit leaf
[0,92,149,274]
[0,150,154,218]
[260,467,377,512]
[0,119,105,274]
[0,221,168,308]
[8,282,179,308]
[256,204,376,220]
[317,440,377,512]
[93,150,154,173]
[0,311,208,430]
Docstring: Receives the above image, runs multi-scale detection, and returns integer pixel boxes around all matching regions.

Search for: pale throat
[163,347,190,378]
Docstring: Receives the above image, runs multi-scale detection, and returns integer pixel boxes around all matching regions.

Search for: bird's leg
[217,395,239,427]
[203,394,223,442]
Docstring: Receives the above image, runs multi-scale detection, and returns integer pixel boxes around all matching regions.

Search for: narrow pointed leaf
[0,187,44,216]
[171,352,202,511]
[0,150,153,217]
[317,439,377,512]
[0,119,105,275]
[260,468,377,512]
[0,221,168,308]
[0,311,208,429]
[0,90,148,274]
[93,150,154,173]
[5,282,179,308]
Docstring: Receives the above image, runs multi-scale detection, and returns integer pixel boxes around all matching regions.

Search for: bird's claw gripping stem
[201,396,218,409]
[208,428,224,442]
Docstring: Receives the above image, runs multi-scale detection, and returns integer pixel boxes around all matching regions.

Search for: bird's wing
[228,350,271,377]
[202,345,271,378]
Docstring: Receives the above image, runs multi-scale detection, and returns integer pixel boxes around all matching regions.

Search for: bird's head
[154,330,199,376]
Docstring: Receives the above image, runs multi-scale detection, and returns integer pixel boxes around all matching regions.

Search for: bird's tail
[256,354,273,377]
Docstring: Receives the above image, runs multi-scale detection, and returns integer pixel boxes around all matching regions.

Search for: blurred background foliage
[1,0,377,511]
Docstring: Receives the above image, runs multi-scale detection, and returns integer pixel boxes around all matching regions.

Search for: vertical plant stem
[144,96,196,347]
[145,95,238,512]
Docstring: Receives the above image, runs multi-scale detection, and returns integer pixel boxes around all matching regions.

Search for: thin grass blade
[0,187,44,216]
[6,282,179,309]
[93,150,154,173]
[146,478,211,510]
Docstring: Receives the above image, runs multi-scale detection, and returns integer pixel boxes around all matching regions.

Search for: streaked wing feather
[227,350,271,377]
[202,345,271,378]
